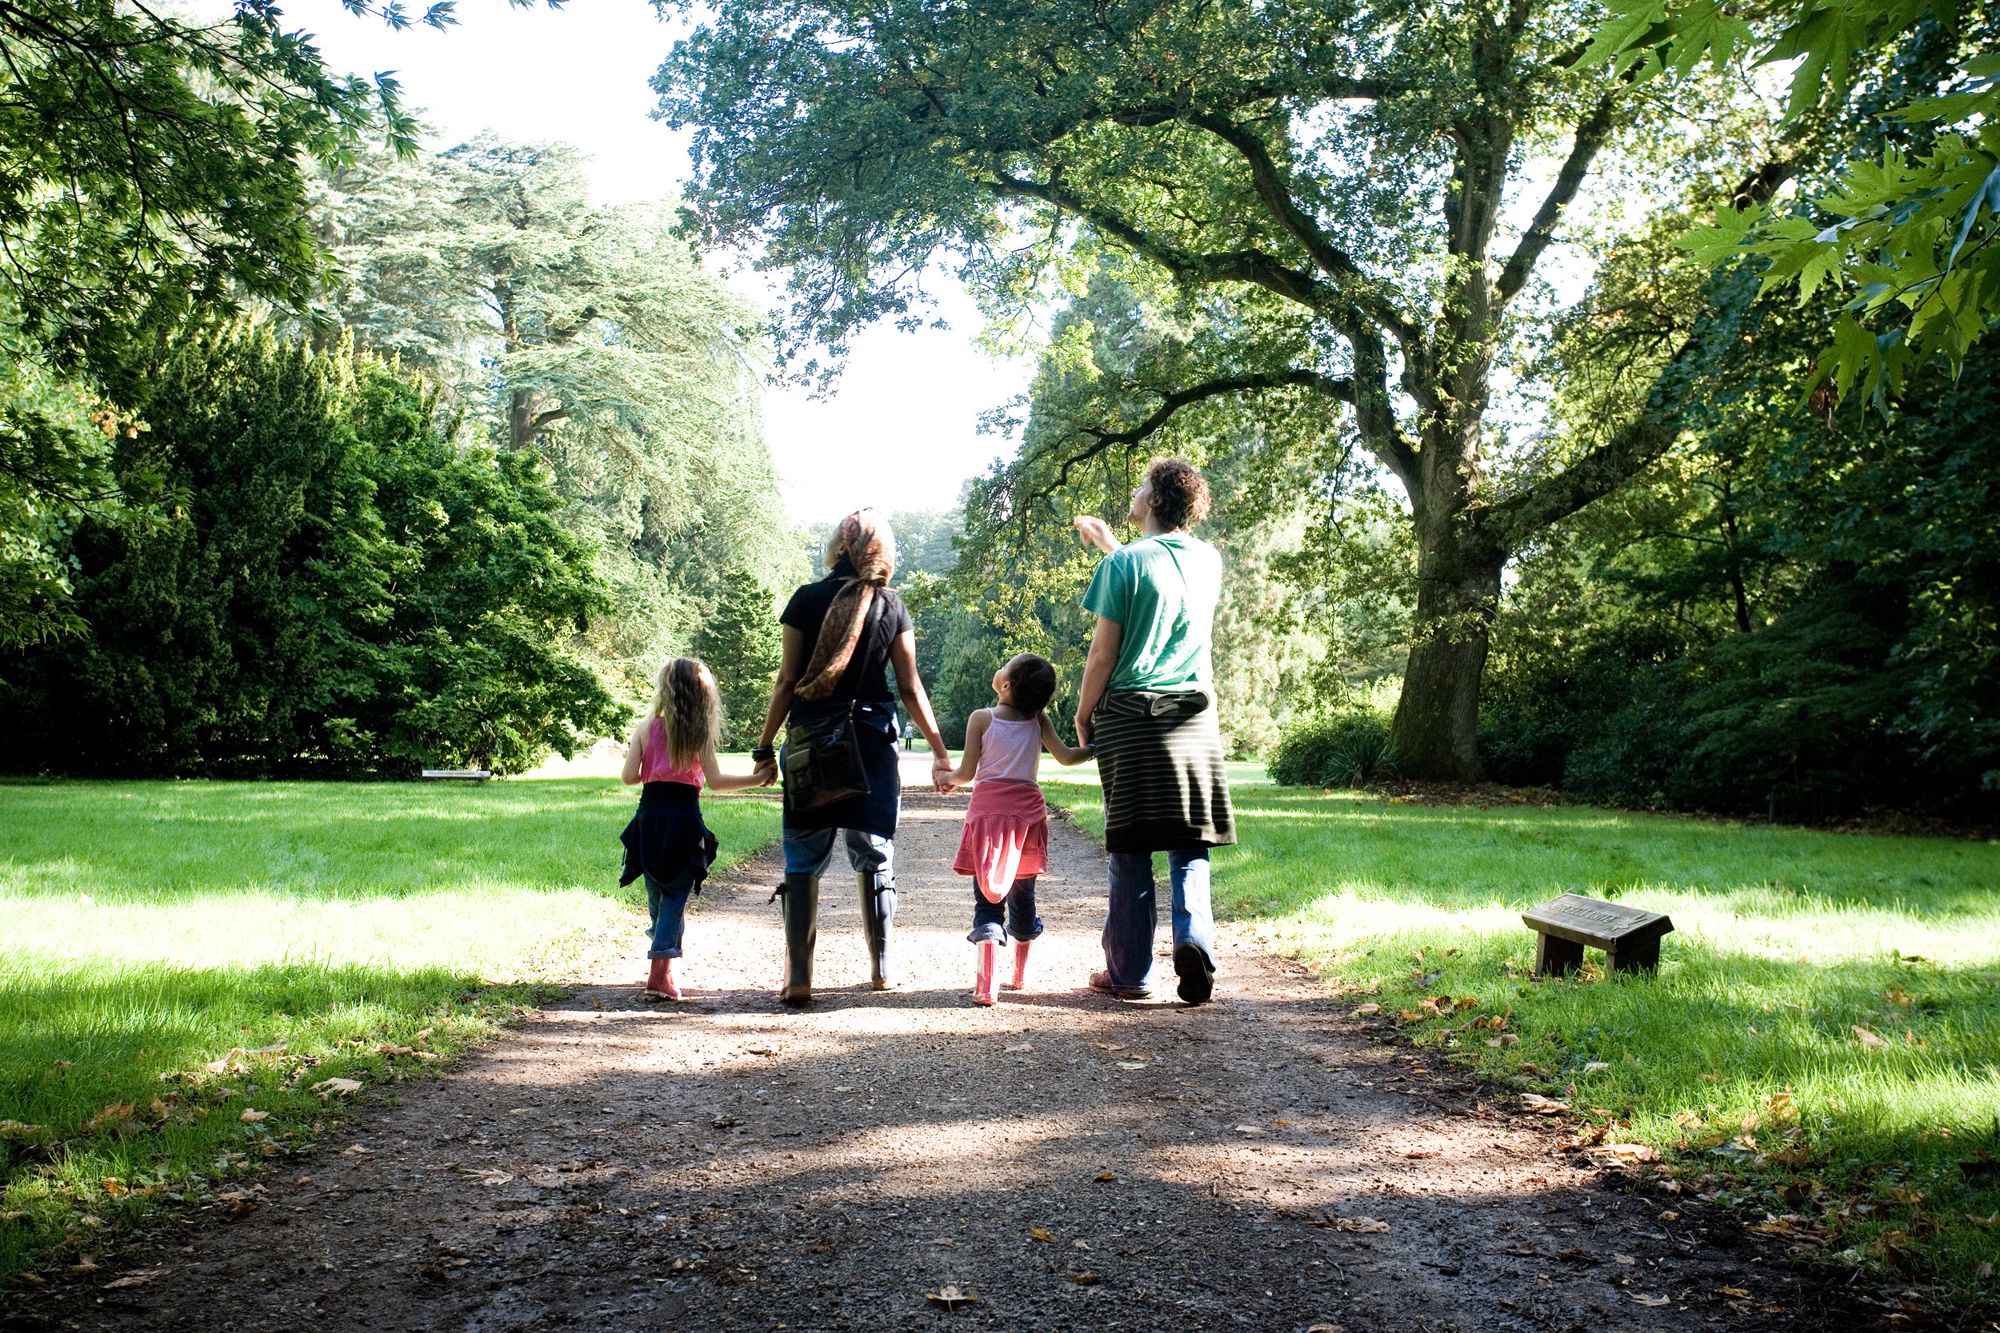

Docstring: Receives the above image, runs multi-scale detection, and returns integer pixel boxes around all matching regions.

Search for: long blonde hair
[649,657,720,770]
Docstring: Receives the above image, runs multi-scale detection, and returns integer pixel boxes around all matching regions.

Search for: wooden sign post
[1522,893,1673,977]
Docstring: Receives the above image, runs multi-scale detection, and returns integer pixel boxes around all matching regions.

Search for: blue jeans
[1102,850,1214,991]
[967,876,1044,945]
[783,825,894,878]
[644,865,700,959]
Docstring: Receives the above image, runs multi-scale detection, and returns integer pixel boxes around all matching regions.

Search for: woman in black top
[753,509,952,1005]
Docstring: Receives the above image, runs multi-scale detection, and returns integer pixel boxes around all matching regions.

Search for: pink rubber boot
[972,941,998,1006]
[1008,940,1032,991]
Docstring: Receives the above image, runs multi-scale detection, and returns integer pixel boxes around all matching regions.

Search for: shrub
[1269,706,1393,788]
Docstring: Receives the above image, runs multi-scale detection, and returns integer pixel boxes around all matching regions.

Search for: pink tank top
[638,718,705,787]
[976,714,1042,784]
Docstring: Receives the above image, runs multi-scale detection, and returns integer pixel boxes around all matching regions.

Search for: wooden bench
[1522,893,1673,976]
[421,768,493,782]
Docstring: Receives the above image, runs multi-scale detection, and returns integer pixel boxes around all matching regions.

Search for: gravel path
[18,789,1849,1332]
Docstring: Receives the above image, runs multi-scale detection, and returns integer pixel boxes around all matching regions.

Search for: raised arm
[946,709,991,791]
[1039,712,1094,766]
[1073,615,1123,748]
[888,628,953,789]
[1072,515,1123,555]
[756,624,807,751]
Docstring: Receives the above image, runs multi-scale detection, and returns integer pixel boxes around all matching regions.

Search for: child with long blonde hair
[619,657,774,1000]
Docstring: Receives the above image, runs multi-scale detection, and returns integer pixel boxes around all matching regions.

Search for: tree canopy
[656,0,1790,777]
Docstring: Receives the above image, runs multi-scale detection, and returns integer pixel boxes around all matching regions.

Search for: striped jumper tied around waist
[1091,688,1235,854]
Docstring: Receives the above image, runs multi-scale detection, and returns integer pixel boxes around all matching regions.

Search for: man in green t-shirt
[1074,458,1236,1005]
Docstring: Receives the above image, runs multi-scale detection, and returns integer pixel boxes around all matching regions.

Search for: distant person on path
[753,509,953,1005]
[941,653,1096,1006]
[1072,457,1235,1004]
[619,658,776,1001]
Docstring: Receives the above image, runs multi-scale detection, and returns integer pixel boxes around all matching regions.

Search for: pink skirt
[953,779,1049,891]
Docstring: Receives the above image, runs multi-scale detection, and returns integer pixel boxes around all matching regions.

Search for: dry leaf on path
[102,1267,169,1290]
[1596,1142,1660,1165]
[1311,1215,1391,1233]
[1401,1148,1440,1159]
[1353,1004,1380,1017]
[1519,1094,1569,1115]
[312,1078,363,1100]
[342,1144,372,1156]
[1094,1171,1117,1182]
[924,1284,978,1310]
[464,1167,513,1186]
[1066,1271,1101,1285]
[1004,1043,1033,1053]
[1028,1225,1057,1243]
[1631,1293,1670,1307]
[1115,1061,1150,1070]
[1716,1285,1751,1298]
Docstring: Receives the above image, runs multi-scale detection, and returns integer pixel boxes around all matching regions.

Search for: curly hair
[651,657,720,769]
[1004,654,1059,717]
[1146,456,1212,530]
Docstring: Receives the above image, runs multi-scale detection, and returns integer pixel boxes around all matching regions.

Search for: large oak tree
[656,0,1774,778]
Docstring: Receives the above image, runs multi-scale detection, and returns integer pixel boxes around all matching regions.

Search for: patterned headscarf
[795,509,897,701]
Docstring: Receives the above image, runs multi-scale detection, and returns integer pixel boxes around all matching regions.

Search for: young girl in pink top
[619,658,774,1000]
[943,654,1094,1005]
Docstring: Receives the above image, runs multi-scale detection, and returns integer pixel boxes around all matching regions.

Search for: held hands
[1071,514,1119,555]
[752,759,778,788]
[930,753,955,795]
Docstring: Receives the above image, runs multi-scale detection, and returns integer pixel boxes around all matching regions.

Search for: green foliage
[0,775,781,1286]
[1592,0,1998,400]
[657,0,1782,777]
[1267,705,1393,789]
[0,326,618,776]
[691,569,784,749]
[311,138,802,697]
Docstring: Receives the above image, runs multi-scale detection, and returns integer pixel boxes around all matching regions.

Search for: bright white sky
[273,0,1035,523]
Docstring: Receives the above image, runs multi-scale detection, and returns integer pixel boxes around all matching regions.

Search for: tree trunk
[1388,533,1504,782]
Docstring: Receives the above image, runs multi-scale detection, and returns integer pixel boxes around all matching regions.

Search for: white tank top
[977,714,1042,784]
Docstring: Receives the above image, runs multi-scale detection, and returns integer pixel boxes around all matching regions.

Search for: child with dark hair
[942,653,1095,1005]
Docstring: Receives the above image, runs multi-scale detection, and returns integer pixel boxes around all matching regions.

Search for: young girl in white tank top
[942,654,1096,1005]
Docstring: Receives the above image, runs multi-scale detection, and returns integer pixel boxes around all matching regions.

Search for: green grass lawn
[0,776,780,1286]
[1045,768,2000,1303]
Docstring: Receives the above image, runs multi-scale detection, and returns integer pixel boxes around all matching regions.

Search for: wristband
[751,745,776,763]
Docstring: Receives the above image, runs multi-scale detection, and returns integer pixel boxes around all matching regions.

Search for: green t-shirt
[1081,532,1222,691]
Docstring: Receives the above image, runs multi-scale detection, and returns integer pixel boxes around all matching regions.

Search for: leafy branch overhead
[1587,0,1998,402]
[657,0,1793,779]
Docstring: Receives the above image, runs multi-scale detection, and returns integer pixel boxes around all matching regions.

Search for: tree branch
[1028,367,1353,499]
[988,170,1333,308]
[1182,109,1427,356]
[1493,91,1621,306]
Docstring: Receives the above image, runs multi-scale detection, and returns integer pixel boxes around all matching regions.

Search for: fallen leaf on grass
[1352,1004,1381,1017]
[1631,1293,1670,1307]
[1519,1094,1569,1115]
[202,1049,249,1075]
[238,1109,269,1124]
[1852,1025,1889,1050]
[0,1120,44,1139]
[1028,1225,1057,1243]
[1066,1271,1101,1285]
[312,1078,363,1100]
[924,1284,977,1310]
[1595,1143,1660,1165]
[85,1103,140,1133]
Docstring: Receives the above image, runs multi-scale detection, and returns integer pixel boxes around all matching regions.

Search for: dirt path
[20,790,1845,1332]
